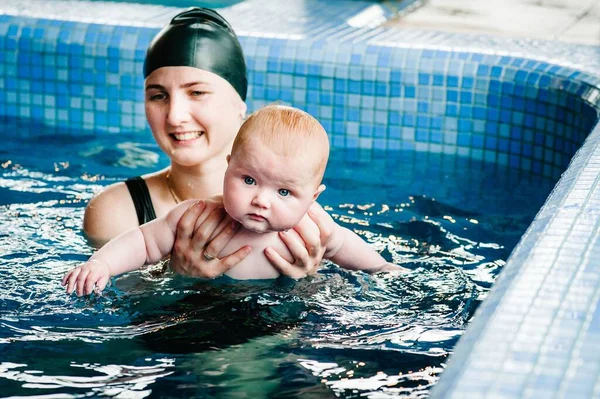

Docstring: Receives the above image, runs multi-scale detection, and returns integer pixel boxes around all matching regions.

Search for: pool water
[0,120,556,397]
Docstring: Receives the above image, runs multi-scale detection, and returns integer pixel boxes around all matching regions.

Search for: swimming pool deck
[389,0,600,46]
[1,0,600,397]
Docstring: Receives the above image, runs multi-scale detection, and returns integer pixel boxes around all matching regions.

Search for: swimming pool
[1,0,600,397]
[0,121,555,397]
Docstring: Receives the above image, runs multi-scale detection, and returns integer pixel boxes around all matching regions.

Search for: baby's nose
[251,192,270,208]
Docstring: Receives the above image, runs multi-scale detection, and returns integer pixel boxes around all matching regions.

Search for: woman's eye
[190,90,206,97]
[149,93,166,101]
[243,176,255,185]
[278,189,290,197]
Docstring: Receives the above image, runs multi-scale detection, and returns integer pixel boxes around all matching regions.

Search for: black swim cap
[143,7,248,101]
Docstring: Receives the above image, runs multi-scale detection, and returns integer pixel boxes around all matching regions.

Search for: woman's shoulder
[83,180,141,246]
[86,180,135,210]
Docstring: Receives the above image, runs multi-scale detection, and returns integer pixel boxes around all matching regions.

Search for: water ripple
[0,136,557,397]
[0,359,174,397]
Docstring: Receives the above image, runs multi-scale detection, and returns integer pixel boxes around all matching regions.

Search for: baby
[63,105,398,295]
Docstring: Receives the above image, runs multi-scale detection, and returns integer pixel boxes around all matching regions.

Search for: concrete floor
[386,0,600,46]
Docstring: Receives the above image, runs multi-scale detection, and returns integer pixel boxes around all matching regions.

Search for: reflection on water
[1,359,174,398]
[0,131,557,397]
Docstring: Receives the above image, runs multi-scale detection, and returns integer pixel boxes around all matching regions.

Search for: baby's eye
[243,176,255,185]
[278,189,290,197]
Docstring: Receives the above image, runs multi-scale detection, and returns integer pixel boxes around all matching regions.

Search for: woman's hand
[169,200,251,278]
[264,203,334,279]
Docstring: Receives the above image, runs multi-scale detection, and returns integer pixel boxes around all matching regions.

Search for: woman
[83,7,332,279]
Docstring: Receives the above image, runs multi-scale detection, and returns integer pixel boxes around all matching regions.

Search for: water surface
[0,122,557,398]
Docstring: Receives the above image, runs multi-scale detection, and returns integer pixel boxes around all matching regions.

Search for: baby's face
[222,139,323,233]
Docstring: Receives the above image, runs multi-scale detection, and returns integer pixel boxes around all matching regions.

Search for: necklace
[166,172,181,204]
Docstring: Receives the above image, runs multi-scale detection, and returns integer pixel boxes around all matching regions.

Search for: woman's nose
[166,95,192,126]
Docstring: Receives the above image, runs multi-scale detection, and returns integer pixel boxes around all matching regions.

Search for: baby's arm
[62,199,198,296]
[325,226,398,273]
[321,206,398,273]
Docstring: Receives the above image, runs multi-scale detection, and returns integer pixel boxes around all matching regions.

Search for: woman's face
[144,66,247,167]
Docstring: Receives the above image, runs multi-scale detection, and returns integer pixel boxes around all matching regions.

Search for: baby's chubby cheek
[222,201,245,227]
[222,201,235,220]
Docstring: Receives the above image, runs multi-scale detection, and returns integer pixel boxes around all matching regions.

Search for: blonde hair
[231,104,330,183]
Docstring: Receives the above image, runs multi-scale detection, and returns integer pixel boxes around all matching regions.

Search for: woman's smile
[168,131,206,148]
[171,130,204,141]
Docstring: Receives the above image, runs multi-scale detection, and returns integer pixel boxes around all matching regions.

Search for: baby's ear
[226,154,231,164]
[312,184,326,201]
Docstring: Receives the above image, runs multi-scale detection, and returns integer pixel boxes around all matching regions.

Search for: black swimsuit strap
[124,176,157,225]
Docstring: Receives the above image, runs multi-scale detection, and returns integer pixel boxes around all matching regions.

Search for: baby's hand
[373,262,411,273]
[62,259,112,296]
